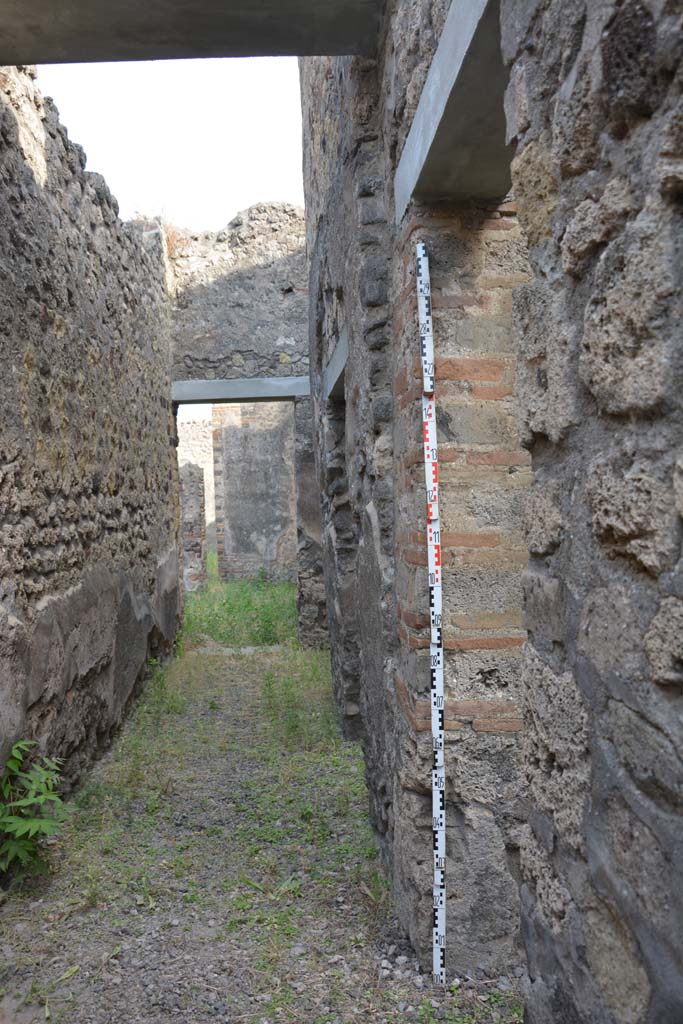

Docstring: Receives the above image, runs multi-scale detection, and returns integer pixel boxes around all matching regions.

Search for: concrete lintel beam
[323,328,349,401]
[394,0,513,223]
[0,0,382,64]
[172,376,311,405]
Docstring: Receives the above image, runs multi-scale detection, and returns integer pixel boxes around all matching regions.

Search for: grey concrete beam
[173,376,310,404]
[0,0,381,63]
[394,0,513,222]
[322,328,348,401]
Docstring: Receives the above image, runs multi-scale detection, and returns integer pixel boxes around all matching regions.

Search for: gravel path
[0,644,523,1024]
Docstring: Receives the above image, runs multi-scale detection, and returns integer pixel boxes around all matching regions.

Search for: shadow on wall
[168,207,309,383]
[0,67,180,780]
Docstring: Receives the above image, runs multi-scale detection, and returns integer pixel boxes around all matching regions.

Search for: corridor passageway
[0,574,523,1024]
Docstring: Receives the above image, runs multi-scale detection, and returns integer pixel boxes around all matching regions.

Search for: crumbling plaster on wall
[212,402,298,582]
[0,66,180,779]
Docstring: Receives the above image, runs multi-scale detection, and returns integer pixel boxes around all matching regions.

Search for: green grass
[261,647,337,751]
[180,554,297,649]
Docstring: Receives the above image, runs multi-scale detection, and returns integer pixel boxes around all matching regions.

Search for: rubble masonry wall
[502,2,683,1021]
[0,66,180,780]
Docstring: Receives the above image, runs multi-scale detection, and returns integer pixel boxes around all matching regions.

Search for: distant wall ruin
[0,66,180,779]
[168,205,327,641]
[177,418,216,543]
[169,204,310,384]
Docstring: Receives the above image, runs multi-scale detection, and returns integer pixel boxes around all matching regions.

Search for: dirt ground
[0,638,524,1024]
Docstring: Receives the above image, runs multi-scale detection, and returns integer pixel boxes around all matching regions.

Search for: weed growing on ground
[180,556,297,649]
[260,646,337,751]
[0,578,523,1023]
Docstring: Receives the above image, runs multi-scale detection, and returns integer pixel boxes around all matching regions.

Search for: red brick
[397,605,430,629]
[452,610,524,630]
[480,218,517,231]
[402,547,427,567]
[470,384,514,400]
[442,531,501,549]
[466,450,531,467]
[437,356,507,382]
[432,292,490,311]
[450,700,520,717]
[398,385,422,411]
[473,719,524,733]
[444,637,525,651]
[453,548,528,569]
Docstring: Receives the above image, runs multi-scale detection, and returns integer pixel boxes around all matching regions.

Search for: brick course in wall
[391,201,529,975]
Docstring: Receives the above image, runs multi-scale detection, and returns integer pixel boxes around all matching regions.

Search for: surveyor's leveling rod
[416,242,446,986]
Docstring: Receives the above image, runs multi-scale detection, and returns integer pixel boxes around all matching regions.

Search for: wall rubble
[501,2,683,1021]
[0,66,180,779]
[169,203,309,382]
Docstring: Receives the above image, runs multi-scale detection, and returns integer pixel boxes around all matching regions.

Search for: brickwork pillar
[391,202,531,976]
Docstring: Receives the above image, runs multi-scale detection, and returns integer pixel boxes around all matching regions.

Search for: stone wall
[0,66,180,780]
[502,3,683,1021]
[179,463,206,592]
[177,418,216,536]
[304,0,682,1013]
[301,1,529,979]
[295,398,328,647]
[169,203,309,382]
[212,402,298,582]
[168,206,327,635]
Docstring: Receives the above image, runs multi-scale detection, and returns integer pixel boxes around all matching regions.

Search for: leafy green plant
[0,740,68,875]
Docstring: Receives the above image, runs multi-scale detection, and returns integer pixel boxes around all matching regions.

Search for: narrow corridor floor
[0,634,523,1023]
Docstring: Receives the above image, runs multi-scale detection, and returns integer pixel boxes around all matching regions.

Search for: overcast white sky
[37,57,305,231]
